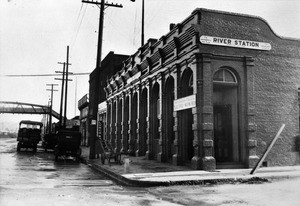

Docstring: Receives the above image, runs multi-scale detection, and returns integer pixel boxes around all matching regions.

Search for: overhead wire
[70,4,88,48]
[1,73,90,77]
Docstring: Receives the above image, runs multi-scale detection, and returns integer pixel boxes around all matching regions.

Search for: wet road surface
[0,137,180,206]
[1,136,300,206]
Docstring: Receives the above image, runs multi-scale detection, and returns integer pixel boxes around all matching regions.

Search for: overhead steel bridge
[0,101,62,120]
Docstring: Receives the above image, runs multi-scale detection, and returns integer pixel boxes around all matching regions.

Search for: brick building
[99,8,300,170]
[89,52,129,147]
[78,94,89,146]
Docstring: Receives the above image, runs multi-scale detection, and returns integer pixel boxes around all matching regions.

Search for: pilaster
[157,72,167,162]
[172,64,184,165]
[244,56,258,168]
[145,78,153,160]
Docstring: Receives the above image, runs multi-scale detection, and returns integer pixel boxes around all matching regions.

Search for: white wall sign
[200,35,271,51]
[174,95,196,111]
[98,101,107,113]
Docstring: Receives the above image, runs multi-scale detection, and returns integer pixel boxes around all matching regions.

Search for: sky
[0,0,300,131]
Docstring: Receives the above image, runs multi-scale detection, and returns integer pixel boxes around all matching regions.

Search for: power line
[2,73,89,77]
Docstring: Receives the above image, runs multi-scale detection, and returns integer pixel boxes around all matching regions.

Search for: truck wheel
[17,143,21,152]
[54,147,59,162]
[77,148,82,156]
[33,146,37,153]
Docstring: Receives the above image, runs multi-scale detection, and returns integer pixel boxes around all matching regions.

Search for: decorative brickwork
[90,9,300,170]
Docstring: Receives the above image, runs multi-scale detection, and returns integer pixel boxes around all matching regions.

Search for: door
[214,105,232,162]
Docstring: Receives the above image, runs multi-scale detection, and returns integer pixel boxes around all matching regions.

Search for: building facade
[78,94,89,146]
[102,8,300,170]
[88,52,129,155]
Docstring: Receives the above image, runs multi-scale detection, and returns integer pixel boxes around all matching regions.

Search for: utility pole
[46,84,58,133]
[55,48,72,128]
[64,46,70,128]
[141,0,144,46]
[56,63,65,126]
[82,0,122,159]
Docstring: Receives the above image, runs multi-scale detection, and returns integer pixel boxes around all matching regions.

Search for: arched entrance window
[213,68,237,84]
[213,67,240,165]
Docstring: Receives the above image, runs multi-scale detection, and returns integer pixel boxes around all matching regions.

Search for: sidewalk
[80,146,300,187]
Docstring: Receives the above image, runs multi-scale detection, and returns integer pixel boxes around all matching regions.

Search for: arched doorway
[213,67,240,165]
[139,88,148,156]
[116,99,122,152]
[151,82,160,160]
[179,69,194,163]
[122,96,130,154]
[165,76,175,161]
[111,101,116,149]
[129,93,138,155]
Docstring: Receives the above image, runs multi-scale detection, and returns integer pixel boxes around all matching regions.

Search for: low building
[99,8,300,170]
[78,94,89,146]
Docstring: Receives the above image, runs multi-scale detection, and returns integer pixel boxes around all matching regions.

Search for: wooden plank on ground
[250,124,285,175]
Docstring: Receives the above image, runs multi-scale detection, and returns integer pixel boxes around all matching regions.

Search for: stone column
[244,56,258,168]
[198,53,216,170]
[135,84,142,156]
[157,72,167,162]
[189,55,203,170]
[128,88,137,156]
[172,64,184,165]
[110,98,116,149]
[107,99,112,143]
[145,78,153,160]
[115,95,122,153]
[127,89,135,155]
[120,92,128,154]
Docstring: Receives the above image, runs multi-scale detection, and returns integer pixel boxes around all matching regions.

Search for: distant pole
[64,46,70,127]
[59,63,65,126]
[74,76,78,116]
[56,53,72,128]
[46,100,50,133]
[46,84,58,133]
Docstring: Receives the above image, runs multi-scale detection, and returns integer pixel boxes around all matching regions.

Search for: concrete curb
[81,157,300,187]
[81,158,169,187]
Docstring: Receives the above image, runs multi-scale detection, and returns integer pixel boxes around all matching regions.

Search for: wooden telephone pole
[46,84,58,133]
[55,46,72,128]
[82,0,122,159]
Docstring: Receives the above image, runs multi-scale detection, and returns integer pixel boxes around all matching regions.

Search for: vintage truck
[17,120,43,152]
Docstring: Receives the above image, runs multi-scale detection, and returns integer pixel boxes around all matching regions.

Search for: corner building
[104,8,300,170]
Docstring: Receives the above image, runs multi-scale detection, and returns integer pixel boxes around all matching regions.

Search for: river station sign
[200,35,271,51]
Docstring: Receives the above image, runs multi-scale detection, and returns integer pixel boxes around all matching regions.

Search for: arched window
[180,69,193,97]
[213,68,237,84]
